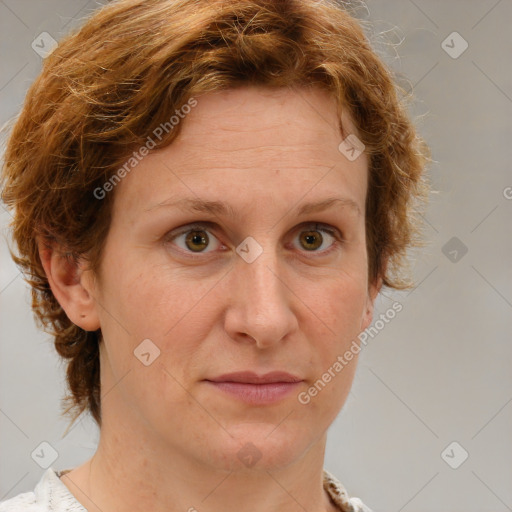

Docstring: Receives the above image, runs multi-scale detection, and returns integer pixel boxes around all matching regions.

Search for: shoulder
[323,468,374,512]
[0,489,39,512]
[0,468,84,512]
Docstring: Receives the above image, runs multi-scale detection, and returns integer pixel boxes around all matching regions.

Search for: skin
[39,85,381,512]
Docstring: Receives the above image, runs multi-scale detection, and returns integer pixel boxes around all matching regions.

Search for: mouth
[204,371,303,405]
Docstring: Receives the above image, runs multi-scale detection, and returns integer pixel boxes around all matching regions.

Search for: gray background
[1,1,511,510]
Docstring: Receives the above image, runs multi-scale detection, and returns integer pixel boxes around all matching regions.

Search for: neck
[61,408,337,512]
[60,355,338,512]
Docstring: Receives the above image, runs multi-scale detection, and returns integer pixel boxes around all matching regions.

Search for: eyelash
[164,221,343,259]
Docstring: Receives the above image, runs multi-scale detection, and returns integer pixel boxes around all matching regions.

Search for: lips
[205,371,303,384]
[204,371,303,405]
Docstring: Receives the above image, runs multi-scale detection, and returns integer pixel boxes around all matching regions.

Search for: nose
[223,240,298,349]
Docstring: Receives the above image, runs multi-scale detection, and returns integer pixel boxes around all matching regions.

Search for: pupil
[303,231,321,250]
[187,231,208,251]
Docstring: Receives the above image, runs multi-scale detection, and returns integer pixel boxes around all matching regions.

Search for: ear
[360,275,383,332]
[37,237,101,332]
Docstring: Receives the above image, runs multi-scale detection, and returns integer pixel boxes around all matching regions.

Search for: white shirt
[0,467,373,512]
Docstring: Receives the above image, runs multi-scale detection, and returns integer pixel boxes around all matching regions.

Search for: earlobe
[37,237,101,332]
[360,276,383,331]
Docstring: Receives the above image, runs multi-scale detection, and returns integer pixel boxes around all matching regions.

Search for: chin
[202,423,312,473]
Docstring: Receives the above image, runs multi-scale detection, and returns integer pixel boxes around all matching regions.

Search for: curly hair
[0,0,430,430]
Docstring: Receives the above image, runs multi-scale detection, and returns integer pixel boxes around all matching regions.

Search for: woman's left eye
[291,224,341,254]
[164,222,342,257]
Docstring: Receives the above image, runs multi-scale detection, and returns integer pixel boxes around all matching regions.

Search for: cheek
[101,253,205,335]
[98,260,218,381]
[305,273,368,335]
[96,264,208,419]
[300,274,367,392]
[297,281,364,422]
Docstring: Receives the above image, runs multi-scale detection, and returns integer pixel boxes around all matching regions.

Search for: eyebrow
[144,196,361,218]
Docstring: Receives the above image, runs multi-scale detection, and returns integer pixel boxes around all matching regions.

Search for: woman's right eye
[164,223,223,257]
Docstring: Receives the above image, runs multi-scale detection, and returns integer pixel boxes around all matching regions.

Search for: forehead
[112,86,368,222]
[175,86,360,150]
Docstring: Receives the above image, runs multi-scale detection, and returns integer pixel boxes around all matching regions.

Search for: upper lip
[206,371,303,384]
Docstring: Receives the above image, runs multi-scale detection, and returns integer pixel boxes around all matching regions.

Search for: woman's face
[86,85,378,471]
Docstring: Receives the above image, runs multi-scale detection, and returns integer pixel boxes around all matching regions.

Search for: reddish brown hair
[1,0,430,429]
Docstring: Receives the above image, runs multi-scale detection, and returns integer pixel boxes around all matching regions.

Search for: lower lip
[205,381,302,405]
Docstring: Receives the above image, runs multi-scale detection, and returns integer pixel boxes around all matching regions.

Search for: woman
[0,0,430,511]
